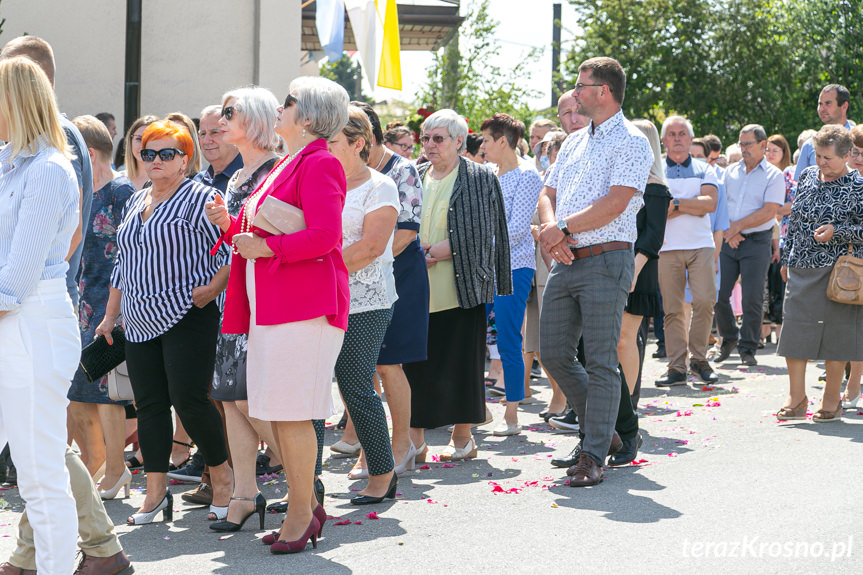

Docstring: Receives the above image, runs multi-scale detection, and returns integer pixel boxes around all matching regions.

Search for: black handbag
[79,326,126,383]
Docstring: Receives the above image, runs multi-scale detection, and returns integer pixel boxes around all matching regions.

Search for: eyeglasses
[737,141,759,148]
[391,142,412,151]
[851,148,863,158]
[221,106,236,121]
[140,147,186,162]
[420,134,451,145]
[284,94,298,108]
[574,83,605,93]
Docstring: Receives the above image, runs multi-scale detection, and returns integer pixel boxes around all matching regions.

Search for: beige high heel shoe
[99,467,132,500]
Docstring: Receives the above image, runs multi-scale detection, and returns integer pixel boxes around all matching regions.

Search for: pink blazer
[221,139,349,333]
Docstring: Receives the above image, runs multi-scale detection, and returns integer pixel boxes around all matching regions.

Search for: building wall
[0,0,301,137]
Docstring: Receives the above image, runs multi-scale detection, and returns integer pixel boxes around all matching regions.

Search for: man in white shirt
[538,57,653,487]
[714,124,784,366]
[655,116,719,387]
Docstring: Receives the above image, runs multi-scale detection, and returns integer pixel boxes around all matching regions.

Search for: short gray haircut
[289,76,349,140]
[422,109,468,153]
[740,124,767,142]
[200,104,221,119]
[660,115,694,139]
[812,124,852,156]
[221,86,280,151]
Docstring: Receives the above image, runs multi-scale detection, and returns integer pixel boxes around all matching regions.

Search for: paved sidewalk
[0,340,860,574]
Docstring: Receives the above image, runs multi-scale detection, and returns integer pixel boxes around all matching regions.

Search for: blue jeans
[488,268,534,402]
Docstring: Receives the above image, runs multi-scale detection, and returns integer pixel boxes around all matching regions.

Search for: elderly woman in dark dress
[777,125,863,423]
[208,86,282,532]
[403,109,511,462]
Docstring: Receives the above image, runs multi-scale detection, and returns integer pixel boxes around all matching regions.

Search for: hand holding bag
[79,325,126,382]
[252,196,306,235]
[826,244,863,305]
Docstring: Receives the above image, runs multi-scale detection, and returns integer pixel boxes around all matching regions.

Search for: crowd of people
[0,33,861,574]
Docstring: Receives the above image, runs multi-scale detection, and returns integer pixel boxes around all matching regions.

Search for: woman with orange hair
[95,119,234,526]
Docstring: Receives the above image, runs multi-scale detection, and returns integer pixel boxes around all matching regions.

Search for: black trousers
[126,302,228,473]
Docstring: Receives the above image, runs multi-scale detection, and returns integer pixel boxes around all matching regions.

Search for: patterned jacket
[417,157,512,308]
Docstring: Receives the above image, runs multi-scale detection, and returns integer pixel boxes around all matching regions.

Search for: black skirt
[403,304,486,428]
[625,258,660,317]
[377,239,430,365]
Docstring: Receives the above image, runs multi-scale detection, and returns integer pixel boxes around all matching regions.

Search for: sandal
[169,440,194,471]
[484,377,498,387]
[125,455,144,470]
[813,404,842,423]
[776,396,808,421]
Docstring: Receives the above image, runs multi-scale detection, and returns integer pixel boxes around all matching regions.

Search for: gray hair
[422,109,468,153]
[740,124,767,142]
[660,115,694,139]
[200,104,221,119]
[812,124,852,156]
[289,76,349,140]
[221,86,281,151]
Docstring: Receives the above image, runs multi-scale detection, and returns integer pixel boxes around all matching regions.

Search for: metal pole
[552,3,561,109]
[124,0,142,134]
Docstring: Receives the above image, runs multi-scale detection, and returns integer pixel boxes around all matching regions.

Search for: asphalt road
[0,339,860,575]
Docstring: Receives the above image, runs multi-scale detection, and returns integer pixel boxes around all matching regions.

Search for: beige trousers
[658,247,716,373]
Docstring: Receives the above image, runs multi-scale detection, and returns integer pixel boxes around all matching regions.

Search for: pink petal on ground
[365,512,379,519]
[354,521,363,525]
[442,464,456,468]
[667,452,679,457]
[426,499,438,504]
[491,485,505,493]
[334,520,352,525]
[631,459,648,465]
[418,464,430,470]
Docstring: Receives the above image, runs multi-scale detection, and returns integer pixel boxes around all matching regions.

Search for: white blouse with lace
[343,169,400,314]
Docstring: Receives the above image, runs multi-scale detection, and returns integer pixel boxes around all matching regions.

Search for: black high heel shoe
[266,477,325,513]
[210,493,266,532]
[350,473,397,505]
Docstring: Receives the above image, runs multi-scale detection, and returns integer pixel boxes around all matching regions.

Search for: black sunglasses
[284,94,298,108]
[140,147,186,162]
[221,106,236,120]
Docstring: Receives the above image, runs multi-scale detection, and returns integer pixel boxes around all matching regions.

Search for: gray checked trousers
[539,249,633,464]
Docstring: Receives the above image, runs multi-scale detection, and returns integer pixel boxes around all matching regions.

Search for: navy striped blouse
[110,179,230,342]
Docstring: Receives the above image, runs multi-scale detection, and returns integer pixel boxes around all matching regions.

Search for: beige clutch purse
[252,196,306,235]
[107,361,134,401]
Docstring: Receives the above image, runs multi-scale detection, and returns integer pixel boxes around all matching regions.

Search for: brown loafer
[565,432,621,475]
[0,563,37,575]
[567,453,603,487]
[73,550,133,575]
[776,396,808,421]
[813,404,842,423]
[180,482,213,505]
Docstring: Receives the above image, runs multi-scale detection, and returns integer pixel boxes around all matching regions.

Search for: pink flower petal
[365,512,379,520]
[334,519,351,525]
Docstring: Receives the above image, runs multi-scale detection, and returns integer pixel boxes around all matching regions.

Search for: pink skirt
[245,261,343,421]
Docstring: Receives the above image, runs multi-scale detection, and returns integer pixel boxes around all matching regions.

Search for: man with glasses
[193,105,242,194]
[556,89,590,135]
[714,125,784,366]
[795,84,855,181]
[538,57,653,487]
[655,116,720,387]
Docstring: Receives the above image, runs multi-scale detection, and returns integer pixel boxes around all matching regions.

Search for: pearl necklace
[232,144,307,255]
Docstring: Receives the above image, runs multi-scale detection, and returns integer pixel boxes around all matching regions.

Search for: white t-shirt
[342,169,400,314]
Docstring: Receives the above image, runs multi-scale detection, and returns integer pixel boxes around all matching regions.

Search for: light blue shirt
[499,161,542,270]
[794,120,855,181]
[0,142,79,310]
[723,157,785,234]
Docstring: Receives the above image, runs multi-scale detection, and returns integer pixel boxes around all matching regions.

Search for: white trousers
[0,278,80,575]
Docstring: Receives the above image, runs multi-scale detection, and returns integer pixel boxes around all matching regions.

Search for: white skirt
[245,261,343,421]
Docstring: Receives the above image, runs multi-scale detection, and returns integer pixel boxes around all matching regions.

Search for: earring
[302,128,306,138]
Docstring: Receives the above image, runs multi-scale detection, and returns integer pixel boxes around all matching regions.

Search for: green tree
[418,0,541,131]
[319,54,371,103]
[561,0,863,150]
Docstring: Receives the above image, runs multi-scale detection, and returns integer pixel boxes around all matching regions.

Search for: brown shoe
[180,482,213,505]
[567,453,603,487]
[565,432,621,475]
[813,403,842,423]
[776,396,808,421]
[0,563,37,575]
[73,551,133,575]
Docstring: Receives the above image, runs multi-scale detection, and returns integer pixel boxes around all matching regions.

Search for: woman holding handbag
[777,125,863,422]
[206,76,350,555]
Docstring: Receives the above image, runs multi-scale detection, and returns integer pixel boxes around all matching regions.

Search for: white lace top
[343,169,400,314]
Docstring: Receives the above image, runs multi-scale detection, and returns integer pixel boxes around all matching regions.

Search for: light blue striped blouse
[0,142,79,311]
[110,179,230,342]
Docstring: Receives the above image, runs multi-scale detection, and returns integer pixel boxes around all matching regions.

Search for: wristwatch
[557,218,570,235]
[673,199,680,211]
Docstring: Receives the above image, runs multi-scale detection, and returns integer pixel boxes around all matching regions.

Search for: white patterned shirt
[545,110,653,246]
[500,160,543,270]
